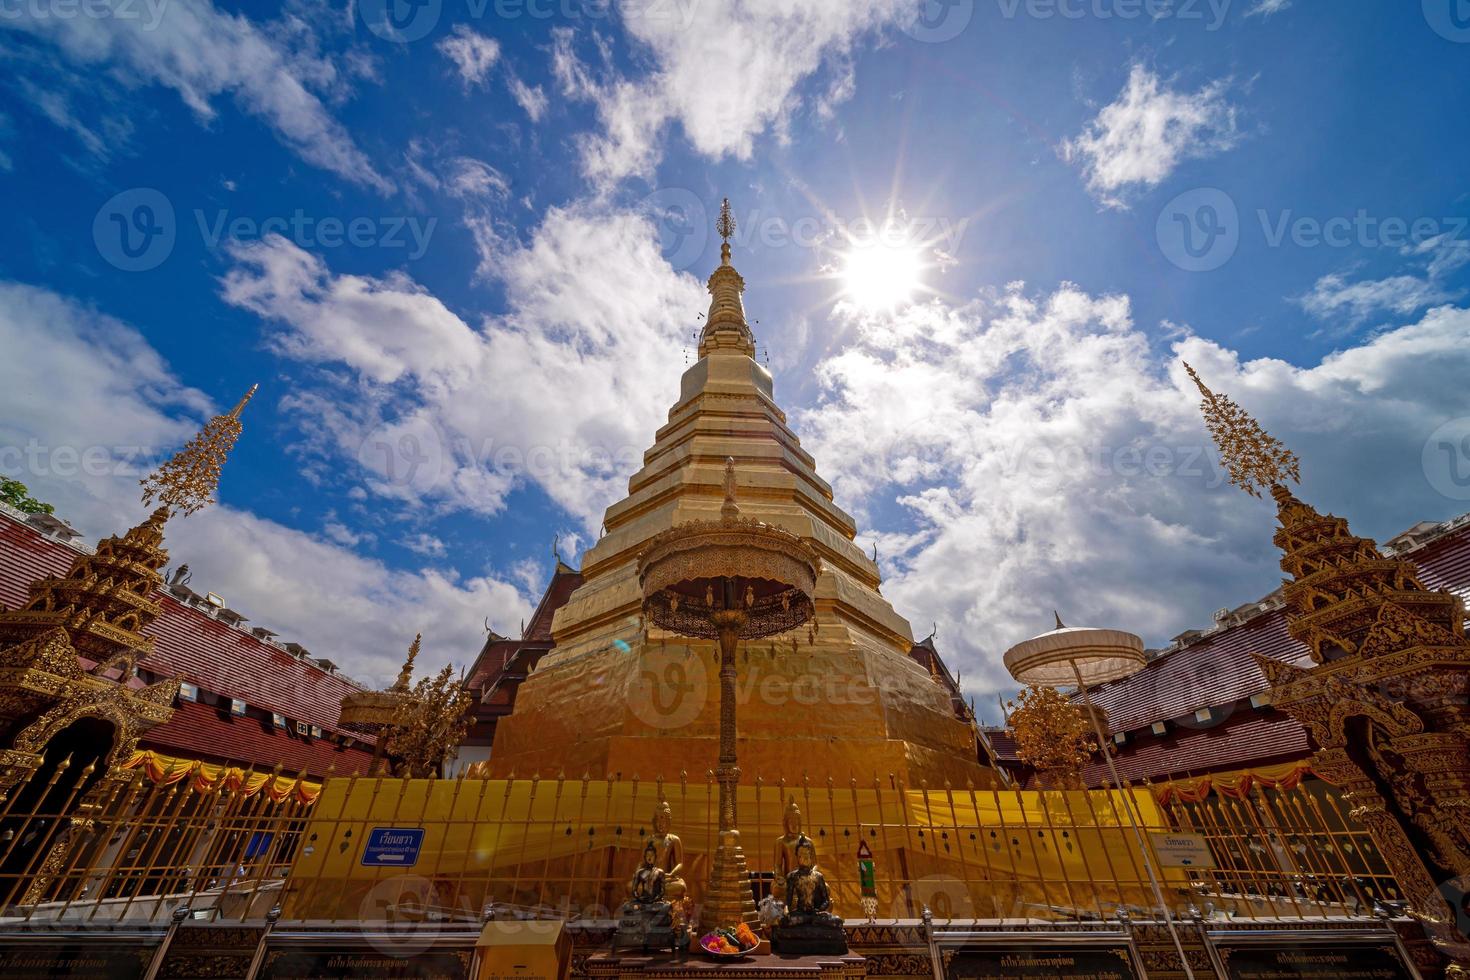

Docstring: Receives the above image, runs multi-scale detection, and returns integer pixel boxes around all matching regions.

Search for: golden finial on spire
[716,197,736,266]
[392,633,421,693]
[140,383,258,517]
[1184,362,1301,498]
[717,198,736,243]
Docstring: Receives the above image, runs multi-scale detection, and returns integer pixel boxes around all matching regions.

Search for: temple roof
[0,504,375,775]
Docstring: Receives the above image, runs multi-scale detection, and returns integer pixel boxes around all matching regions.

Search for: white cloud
[797,287,1470,698]
[1296,234,1469,330]
[551,1,910,186]
[437,25,500,90]
[1064,64,1242,209]
[401,532,448,557]
[1246,0,1291,16]
[507,73,549,123]
[0,282,528,683]
[220,204,706,527]
[3,0,389,192]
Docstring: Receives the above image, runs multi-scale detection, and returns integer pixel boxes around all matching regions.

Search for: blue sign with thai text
[361,826,425,867]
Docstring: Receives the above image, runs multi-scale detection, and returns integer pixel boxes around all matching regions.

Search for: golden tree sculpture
[382,663,473,778]
[1007,684,1098,789]
[1183,363,1300,497]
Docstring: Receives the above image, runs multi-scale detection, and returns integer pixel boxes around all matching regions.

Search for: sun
[838,238,925,311]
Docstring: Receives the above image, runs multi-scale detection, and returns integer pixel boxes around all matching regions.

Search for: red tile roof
[142,699,372,776]
[1083,710,1312,786]
[0,508,375,775]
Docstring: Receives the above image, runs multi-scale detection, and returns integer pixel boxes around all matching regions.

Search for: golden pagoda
[488,202,992,788]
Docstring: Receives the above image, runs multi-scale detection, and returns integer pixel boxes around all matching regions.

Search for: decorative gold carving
[1192,370,1470,973]
[1005,684,1098,789]
[140,384,255,516]
[1184,362,1301,496]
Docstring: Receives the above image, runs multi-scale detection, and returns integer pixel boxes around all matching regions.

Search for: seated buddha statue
[774,836,847,955]
[771,798,803,903]
[615,843,678,953]
[648,799,687,901]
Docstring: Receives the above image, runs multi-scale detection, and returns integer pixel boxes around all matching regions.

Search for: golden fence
[0,758,1397,929]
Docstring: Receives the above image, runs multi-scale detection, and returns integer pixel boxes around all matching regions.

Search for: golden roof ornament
[141,383,258,517]
[393,633,421,693]
[1183,363,1300,498]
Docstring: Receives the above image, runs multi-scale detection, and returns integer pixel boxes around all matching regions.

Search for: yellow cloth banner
[282,777,1180,921]
[122,749,321,804]
[1153,759,1315,805]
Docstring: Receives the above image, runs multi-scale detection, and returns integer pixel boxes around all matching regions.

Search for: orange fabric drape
[122,749,322,805]
[1153,760,1317,804]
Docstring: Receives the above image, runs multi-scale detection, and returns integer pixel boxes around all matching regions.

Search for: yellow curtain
[122,749,322,804]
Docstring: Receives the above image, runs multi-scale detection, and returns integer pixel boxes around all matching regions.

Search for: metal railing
[0,760,1394,930]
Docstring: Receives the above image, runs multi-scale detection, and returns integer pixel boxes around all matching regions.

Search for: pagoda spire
[141,383,257,519]
[700,198,755,358]
[1183,363,1300,498]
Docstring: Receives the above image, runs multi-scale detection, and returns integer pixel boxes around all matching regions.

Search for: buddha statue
[648,799,687,901]
[771,797,803,903]
[615,843,678,953]
[773,836,847,955]
[629,843,667,907]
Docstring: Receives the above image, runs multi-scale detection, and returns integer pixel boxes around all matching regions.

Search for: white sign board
[1149,832,1216,868]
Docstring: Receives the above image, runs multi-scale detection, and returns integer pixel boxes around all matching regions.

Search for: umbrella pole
[1071,659,1197,980]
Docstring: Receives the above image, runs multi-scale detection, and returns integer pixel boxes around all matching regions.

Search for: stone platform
[585,950,866,980]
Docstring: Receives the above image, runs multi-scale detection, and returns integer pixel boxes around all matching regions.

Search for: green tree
[0,478,54,515]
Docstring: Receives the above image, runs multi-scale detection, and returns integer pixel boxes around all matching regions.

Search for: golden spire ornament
[393,633,421,692]
[141,383,258,516]
[1183,363,1300,497]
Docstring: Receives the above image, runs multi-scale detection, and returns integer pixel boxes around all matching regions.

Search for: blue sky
[2,0,1469,706]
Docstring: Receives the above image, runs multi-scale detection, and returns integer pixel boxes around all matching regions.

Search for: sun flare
[838,239,925,311]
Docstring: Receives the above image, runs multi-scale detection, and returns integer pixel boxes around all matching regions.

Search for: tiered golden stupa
[489,202,992,788]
